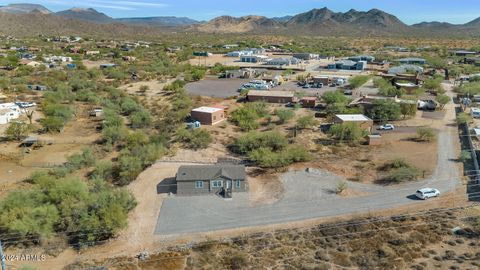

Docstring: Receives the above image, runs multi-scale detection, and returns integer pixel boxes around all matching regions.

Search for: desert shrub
[130,109,152,128]
[296,115,319,129]
[231,102,268,131]
[456,112,472,125]
[0,174,136,246]
[328,122,366,143]
[177,128,212,150]
[336,181,348,194]
[416,127,436,142]
[40,116,65,133]
[275,108,295,124]
[5,121,29,141]
[233,131,288,154]
[459,150,471,163]
[91,160,114,181]
[120,97,141,115]
[66,147,96,170]
[379,159,420,183]
[248,146,311,168]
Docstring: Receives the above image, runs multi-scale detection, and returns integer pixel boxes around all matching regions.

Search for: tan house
[191,106,226,125]
[247,90,295,103]
[333,114,374,132]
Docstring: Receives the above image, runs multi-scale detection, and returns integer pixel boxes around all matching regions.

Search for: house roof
[176,165,246,181]
[335,114,372,122]
[192,106,223,113]
[396,57,426,62]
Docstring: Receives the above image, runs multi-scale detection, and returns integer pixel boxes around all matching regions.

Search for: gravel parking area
[185,78,249,97]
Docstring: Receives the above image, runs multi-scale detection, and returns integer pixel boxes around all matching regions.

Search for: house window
[211,180,223,188]
[235,180,241,188]
[195,181,203,189]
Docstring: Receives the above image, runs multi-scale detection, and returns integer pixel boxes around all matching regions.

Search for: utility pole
[0,240,7,270]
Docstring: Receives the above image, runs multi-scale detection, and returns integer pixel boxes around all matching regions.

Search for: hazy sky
[1,0,480,24]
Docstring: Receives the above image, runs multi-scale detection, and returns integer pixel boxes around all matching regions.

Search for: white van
[471,108,480,118]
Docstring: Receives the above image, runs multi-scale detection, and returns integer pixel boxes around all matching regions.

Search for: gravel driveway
[155,83,462,235]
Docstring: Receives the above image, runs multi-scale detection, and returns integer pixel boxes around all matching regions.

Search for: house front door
[225,180,232,198]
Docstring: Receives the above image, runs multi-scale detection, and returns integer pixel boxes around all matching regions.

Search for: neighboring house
[348,55,375,63]
[247,90,295,103]
[175,164,247,197]
[226,50,252,57]
[333,114,373,132]
[292,53,319,60]
[349,95,416,110]
[396,57,427,65]
[240,55,270,63]
[300,97,317,108]
[266,57,300,66]
[388,64,424,75]
[327,60,367,71]
[312,76,330,85]
[191,106,226,125]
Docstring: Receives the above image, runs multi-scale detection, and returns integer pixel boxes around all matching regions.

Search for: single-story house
[193,52,212,57]
[266,57,300,66]
[292,53,319,60]
[247,90,295,103]
[388,64,424,75]
[175,164,247,197]
[312,76,330,85]
[241,55,270,63]
[191,106,226,125]
[348,55,375,63]
[333,114,373,132]
[328,60,366,71]
[396,58,427,65]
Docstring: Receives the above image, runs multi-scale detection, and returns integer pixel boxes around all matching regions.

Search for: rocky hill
[117,16,199,27]
[55,8,114,23]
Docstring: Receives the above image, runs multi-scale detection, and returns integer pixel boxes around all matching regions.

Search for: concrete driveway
[155,82,462,235]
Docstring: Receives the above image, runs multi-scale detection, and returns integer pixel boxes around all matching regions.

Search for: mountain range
[0,3,479,37]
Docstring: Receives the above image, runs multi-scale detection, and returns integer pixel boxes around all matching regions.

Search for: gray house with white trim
[176,164,247,197]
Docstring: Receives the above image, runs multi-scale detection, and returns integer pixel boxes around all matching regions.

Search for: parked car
[343,89,353,95]
[415,188,440,200]
[378,124,395,130]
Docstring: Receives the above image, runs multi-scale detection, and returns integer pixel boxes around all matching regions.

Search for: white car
[378,124,395,130]
[415,188,440,200]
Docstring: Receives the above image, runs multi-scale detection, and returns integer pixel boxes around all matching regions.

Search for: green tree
[177,128,212,150]
[365,100,401,122]
[435,94,450,109]
[328,122,366,143]
[322,91,348,104]
[400,103,417,119]
[348,75,370,89]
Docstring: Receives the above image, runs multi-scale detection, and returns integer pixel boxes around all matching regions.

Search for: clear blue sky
[1,0,480,24]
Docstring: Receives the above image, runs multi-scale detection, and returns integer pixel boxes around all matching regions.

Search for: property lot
[155,128,460,235]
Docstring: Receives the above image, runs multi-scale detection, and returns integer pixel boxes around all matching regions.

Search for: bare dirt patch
[247,169,284,206]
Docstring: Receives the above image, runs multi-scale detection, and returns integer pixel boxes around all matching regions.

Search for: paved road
[155,82,462,235]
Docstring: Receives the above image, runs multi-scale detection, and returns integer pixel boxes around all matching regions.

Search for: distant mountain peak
[0,3,51,14]
[56,7,113,23]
